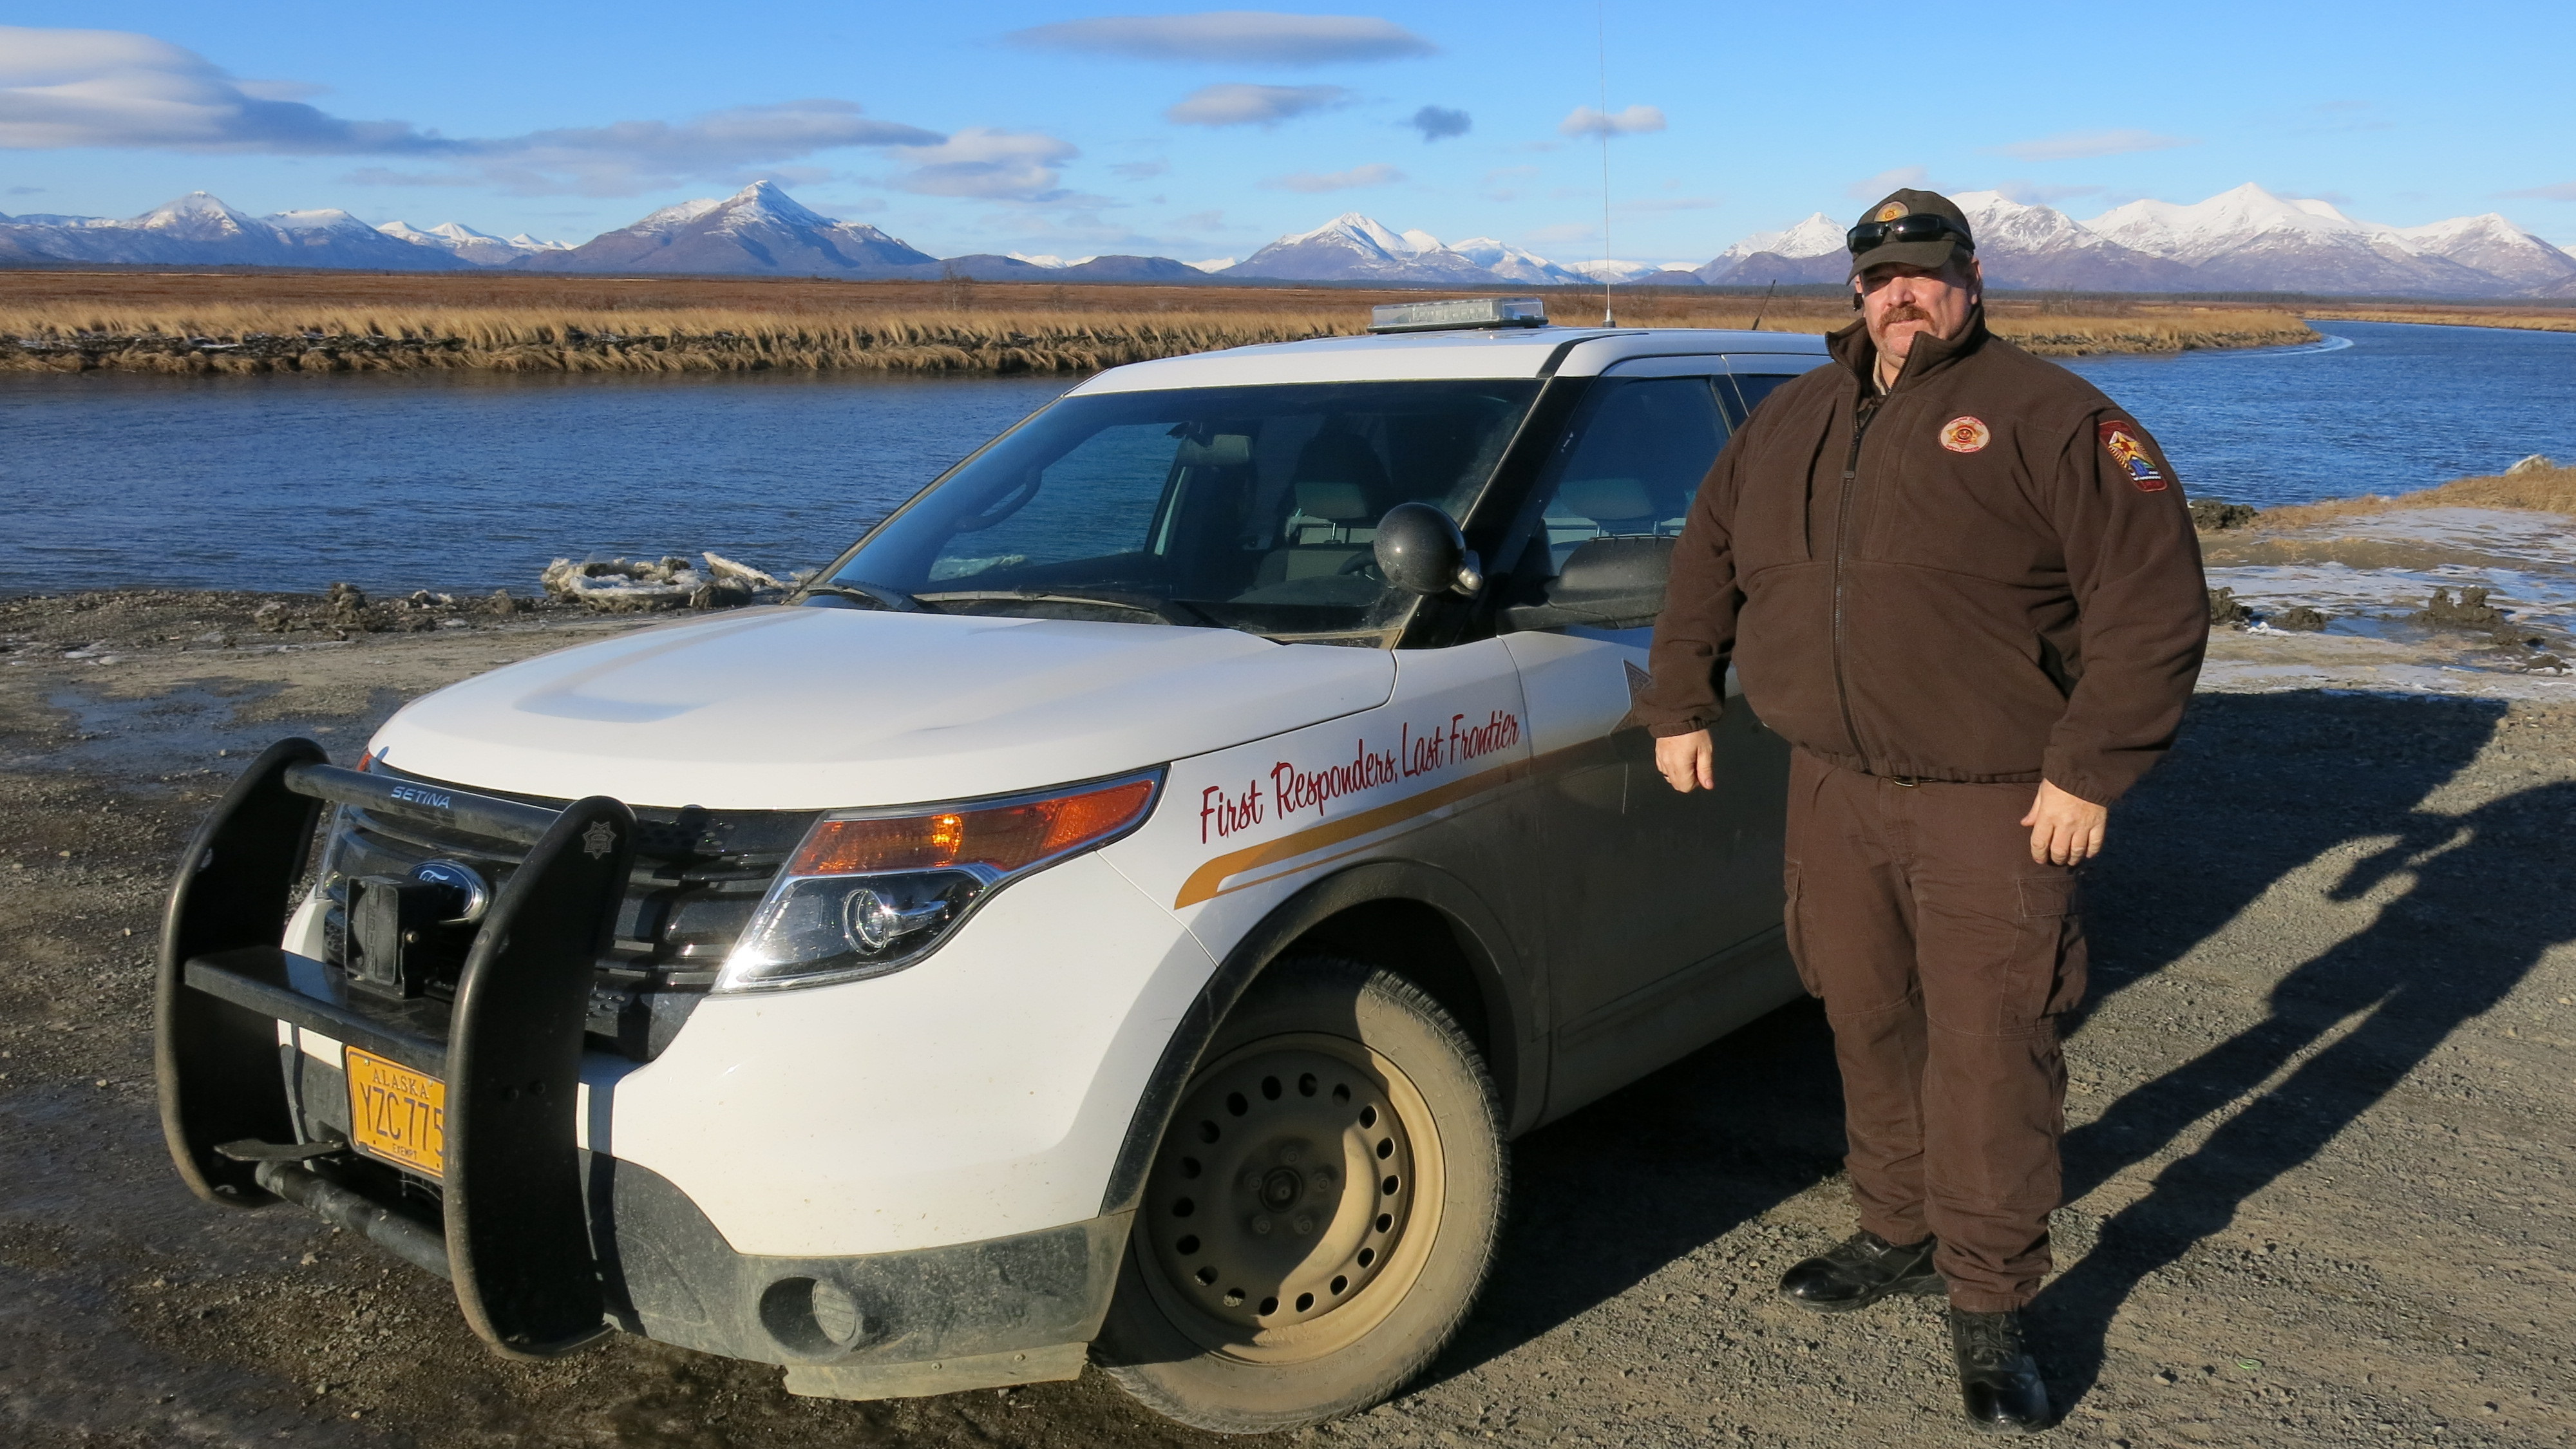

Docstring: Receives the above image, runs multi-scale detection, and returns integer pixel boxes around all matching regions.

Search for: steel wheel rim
[1137,1030,1446,1363]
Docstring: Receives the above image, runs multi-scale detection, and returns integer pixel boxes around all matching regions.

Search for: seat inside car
[1255,433,1391,585]
[1545,475,1662,568]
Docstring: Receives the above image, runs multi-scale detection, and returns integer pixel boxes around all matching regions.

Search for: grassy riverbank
[0,270,2316,375]
[2301,303,2576,334]
[2251,460,2576,527]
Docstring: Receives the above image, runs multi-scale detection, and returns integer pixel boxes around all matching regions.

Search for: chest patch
[2099,420,2166,491]
[1938,416,1990,453]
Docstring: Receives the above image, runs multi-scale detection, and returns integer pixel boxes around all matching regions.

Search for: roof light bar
[1366,296,1548,334]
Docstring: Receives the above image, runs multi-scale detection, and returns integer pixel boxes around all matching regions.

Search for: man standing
[1640,189,2206,1432]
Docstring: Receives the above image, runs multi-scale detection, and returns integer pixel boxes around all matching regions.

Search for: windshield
[817,379,1542,639]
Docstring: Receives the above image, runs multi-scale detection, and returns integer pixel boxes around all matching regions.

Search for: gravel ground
[0,589,2569,1448]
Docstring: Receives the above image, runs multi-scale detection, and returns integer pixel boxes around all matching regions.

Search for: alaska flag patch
[2098,420,2166,492]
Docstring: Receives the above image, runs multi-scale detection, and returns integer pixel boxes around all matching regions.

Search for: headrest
[1557,476,1656,522]
[1293,480,1372,521]
[1292,433,1388,492]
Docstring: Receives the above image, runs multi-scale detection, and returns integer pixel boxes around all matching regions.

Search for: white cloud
[1262,162,1403,193]
[1409,105,1470,141]
[887,129,1079,202]
[0,26,442,153]
[1524,222,1595,245]
[2500,180,2576,201]
[0,25,1029,198]
[1005,12,1435,66]
[1846,165,1927,200]
[1111,158,1170,180]
[1990,129,2195,162]
[1166,83,1350,128]
[1558,104,1665,139]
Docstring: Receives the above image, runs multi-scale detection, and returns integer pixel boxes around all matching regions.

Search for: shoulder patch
[2098,419,2166,492]
[1938,415,1990,453]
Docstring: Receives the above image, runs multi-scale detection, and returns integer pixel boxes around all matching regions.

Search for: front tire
[1095,956,1506,1434]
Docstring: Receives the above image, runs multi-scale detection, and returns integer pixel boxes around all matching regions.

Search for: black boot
[1949,1307,2052,1434]
[1777,1230,1944,1312]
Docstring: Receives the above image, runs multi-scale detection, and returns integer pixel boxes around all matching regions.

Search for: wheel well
[1280,899,1493,1065]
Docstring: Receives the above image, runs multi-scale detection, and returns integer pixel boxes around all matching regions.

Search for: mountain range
[1690,186,2576,298]
[5,180,2571,298]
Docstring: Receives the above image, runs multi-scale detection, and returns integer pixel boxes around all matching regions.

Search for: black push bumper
[153,739,1129,1391]
[155,737,636,1359]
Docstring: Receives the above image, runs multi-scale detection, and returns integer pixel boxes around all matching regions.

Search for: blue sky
[4,3,2571,261]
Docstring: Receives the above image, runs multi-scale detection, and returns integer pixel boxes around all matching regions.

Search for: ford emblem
[411,858,493,925]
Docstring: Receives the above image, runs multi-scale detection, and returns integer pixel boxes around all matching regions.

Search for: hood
[368,607,1394,810]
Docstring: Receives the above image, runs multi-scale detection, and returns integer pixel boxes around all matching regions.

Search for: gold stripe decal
[1174,753,1546,909]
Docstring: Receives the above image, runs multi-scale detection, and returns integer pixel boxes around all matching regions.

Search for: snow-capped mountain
[1693,212,1849,285]
[2371,214,2576,291]
[0,192,470,270]
[1447,236,1589,285]
[378,219,571,267]
[1700,185,2576,296]
[522,180,934,276]
[1223,213,1504,285]
[1946,192,2197,292]
[2085,184,2493,294]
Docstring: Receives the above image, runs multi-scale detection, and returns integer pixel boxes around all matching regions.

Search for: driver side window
[1531,377,1728,574]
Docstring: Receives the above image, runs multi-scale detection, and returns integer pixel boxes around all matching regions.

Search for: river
[3,319,2569,598]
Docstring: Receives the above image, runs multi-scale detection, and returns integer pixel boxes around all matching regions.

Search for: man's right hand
[1654,729,1716,793]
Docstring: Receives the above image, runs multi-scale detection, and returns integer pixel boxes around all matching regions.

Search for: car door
[1501,358,1808,1114]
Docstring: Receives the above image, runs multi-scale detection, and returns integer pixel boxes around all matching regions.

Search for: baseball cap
[1848,189,1975,278]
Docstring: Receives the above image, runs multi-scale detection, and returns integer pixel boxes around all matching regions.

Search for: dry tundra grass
[2302,304,2576,334]
[0,270,2319,375]
[2249,462,2576,527]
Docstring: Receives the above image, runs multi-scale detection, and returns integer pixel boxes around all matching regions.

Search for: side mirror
[1501,536,1674,632]
[1373,502,1484,597]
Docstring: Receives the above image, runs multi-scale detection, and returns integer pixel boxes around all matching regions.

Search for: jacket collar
[1827,305,1990,395]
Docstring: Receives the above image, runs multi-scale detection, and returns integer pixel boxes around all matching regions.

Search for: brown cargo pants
[1783,748,2087,1312]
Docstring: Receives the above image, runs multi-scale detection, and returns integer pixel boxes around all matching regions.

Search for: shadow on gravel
[1417,996,1849,1387]
[1419,691,2558,1408]
[2035,692,2574,1403]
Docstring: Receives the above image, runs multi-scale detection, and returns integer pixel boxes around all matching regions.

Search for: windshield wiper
[796,580,923,612]
[912,588,1213,627]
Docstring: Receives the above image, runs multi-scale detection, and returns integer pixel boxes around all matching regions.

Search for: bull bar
[153,737,637,1360]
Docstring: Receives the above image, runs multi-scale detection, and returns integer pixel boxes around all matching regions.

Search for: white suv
[155,303,1830,1434]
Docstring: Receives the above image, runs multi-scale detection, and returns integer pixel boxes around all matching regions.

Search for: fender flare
[1097,859,1537,1218]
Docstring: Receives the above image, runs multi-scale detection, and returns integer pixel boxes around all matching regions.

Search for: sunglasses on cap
[1846,214,1973,254]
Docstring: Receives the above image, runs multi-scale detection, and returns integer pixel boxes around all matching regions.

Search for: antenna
[1748,279,1777,332]
[1596,0,1613,327]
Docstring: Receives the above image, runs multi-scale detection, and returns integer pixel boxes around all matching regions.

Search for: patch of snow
[1714,212,1844,262]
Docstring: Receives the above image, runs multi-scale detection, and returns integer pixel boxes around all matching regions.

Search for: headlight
[714,770,1162,992]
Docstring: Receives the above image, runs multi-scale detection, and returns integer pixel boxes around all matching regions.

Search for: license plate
[345,1047,446,1178]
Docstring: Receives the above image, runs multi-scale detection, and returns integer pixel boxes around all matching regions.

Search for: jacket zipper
[1831,390,1882,764]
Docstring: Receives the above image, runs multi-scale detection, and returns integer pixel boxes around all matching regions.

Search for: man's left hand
[2021,780,2107,866]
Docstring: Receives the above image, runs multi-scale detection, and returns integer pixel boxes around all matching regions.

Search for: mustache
[1878,305,1934,325]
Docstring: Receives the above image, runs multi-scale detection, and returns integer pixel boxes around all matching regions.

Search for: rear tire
[1095,956,1506,1434]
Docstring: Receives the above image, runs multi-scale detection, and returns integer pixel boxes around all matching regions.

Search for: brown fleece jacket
[1639,308,2207,806]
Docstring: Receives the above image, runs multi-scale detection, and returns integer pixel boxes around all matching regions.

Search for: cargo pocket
[2008,872,2087,1025]
[1783,858,1821,998]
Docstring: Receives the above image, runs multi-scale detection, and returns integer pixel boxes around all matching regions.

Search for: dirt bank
[1,601,2570,1448]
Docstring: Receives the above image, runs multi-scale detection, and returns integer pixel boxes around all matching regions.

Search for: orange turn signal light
[788,777,1158,877]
